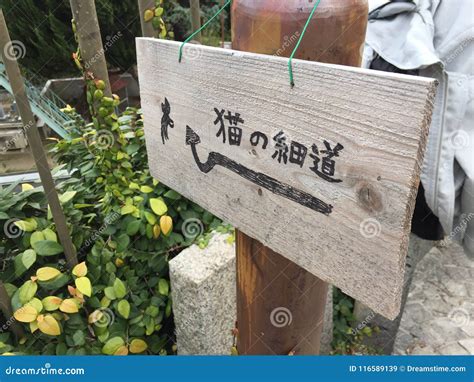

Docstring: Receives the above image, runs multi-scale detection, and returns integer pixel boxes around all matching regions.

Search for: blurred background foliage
[0,0,230,79]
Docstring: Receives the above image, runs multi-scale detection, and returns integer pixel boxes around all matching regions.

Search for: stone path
[394,242,474,355]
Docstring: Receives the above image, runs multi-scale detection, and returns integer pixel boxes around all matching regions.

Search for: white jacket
[364,0,474,258]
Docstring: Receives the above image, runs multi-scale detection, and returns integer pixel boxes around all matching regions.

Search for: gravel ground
[394,242,474,355]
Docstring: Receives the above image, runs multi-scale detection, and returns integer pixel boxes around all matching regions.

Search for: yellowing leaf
[26,297,43,313]
[120,205,136,215]
[153,224,161,239]
[75,277,92,297]
[102,337,125,355]
[37,314,61,336]
[36,267,61,282]
[29,320,39,333]
[88,309,104,324]
[13,306,38,323]
[150,198,167,216]
[72,262,88,277]
[160,215,173,236]
[59,191,77,204]
[59,298,79,313]
[114,345,129,356]
[21,183,34,191]
[140,185,154,193]
[42,296,62,311]
[14,218,37,232]
[129,339,148,354]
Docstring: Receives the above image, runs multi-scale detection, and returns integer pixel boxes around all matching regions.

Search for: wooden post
[70,0,112,97]
[0,10,78,269]
[0,281,24,340]
[138,0,157,38]
[236,232,328,354]
[189,0,202,43]
[232,0,369,355]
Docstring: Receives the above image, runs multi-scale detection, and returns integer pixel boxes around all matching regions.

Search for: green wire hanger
[178,0,322,87]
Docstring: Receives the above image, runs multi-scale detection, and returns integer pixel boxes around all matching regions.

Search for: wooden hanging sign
[137,38,436,319]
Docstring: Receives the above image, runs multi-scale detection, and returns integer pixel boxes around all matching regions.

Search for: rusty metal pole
[232,0,368,355]
[0,10,78,269]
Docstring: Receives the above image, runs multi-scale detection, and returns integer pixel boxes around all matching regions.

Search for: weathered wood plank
[137,38,437,319]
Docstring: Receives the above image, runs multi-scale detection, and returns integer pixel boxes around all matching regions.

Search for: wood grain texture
[137,38,437,319]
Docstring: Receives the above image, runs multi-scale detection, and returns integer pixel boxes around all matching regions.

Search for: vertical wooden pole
[232,0,369,355]
[70,0,112,97]
[236,232,328,354]
[0,10,78,269]
[220,0,225,47]
[0,281,24,340]
[138,0,157,38]
[189,0,202,42]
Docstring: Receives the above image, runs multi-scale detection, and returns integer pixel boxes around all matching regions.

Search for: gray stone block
[170,233,236,355]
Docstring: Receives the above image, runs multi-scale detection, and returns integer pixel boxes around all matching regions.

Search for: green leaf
[113,278,126,299]
[0,211,9,219]
[164,190,181,200]
[158,279,169,296]
[30,231,45,246]
[126,220,141,236]
[117,300,130,319]
[149,198,167,216]
[42,228,57,242]
[19,280,38,304]
[104,286,116,300]
[116,234,130,252]
[14,249,36,277]
[102,337,124,355]
[72,330,86,346]
[32,240,64,256]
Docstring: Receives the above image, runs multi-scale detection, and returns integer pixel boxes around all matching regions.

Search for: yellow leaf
[88,309,104,324]
[59,298,79,313]
[140,185,154,193]
[160,215,173,236]
[129,339,148,354]
[21,183,34,191]
[72,262,87,277]
[75,277,92,297]
[153,224,161,239]
[120,205,136,215]
[114,345,129,356]
[150,198,167,216]
[36,267,61,282]
[37,314,61,336]
[42,296,62,311]
[29,321,39,333]
[13,306,38,323]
